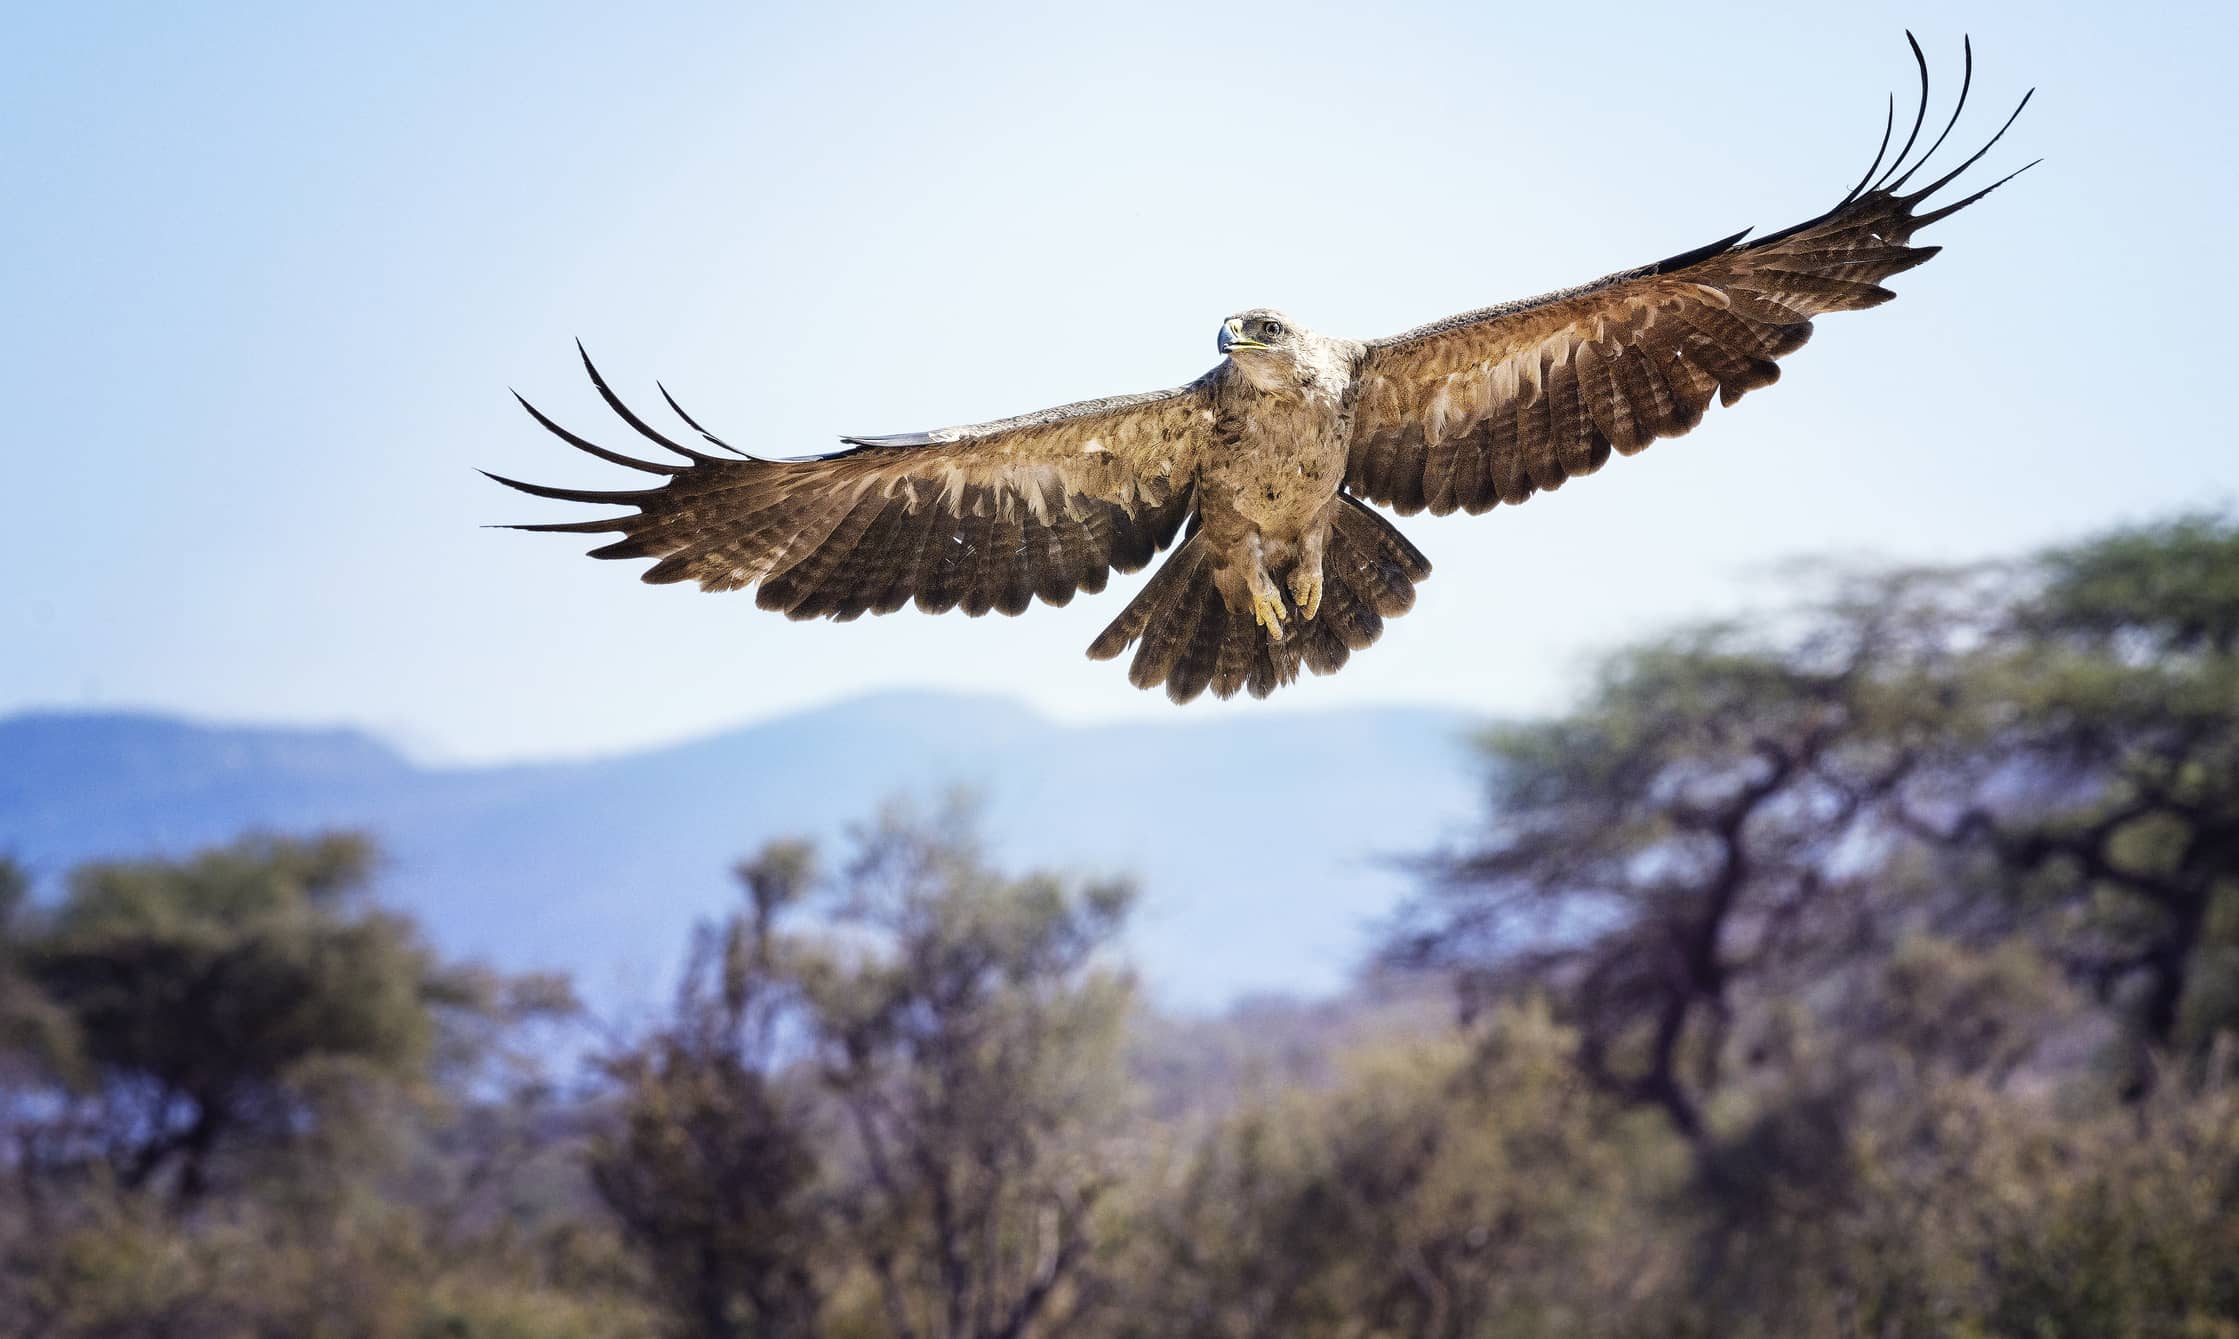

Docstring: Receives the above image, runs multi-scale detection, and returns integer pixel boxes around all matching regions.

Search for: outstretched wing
[490,349,1211,620]
[1346,36,2035,517]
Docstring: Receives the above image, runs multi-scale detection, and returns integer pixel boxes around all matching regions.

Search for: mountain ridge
[0,695,1488,1011]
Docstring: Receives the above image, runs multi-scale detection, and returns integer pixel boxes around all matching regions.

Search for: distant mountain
[0,695,1487,1012]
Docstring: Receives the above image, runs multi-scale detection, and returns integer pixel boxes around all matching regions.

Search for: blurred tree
[807,800,1136,1339]
[588,842,827,1339]
[1114,1001,1657,1339]
[1,1182,659,1339]
[0,855,78,1084]
[1369,513,2239,1329]
[9,832,520,1209]
[591,798,1137,1339]
[1380,576,1962,1146]
[1904,514,2239,1087]
[4,513,2232,1338]
[1,855,85,1215]
[1655,932,2084,1335]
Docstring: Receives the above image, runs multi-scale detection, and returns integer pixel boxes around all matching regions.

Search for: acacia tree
[1382,573,1973,1147]
[592,799,1138,1339]
[1392,513,2239,1133]
[0,857,82,1214]
[1901,514,2239,1085]
[6,833,524,1210]
[0,856,74,1079]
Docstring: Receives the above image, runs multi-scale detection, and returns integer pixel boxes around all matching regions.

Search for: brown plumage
[492,35,2032,704]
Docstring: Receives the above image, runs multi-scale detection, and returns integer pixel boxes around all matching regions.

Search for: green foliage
[0,826,590,1274]
[2026,510,2239,654]
[8,833,483,1205]
[0,836,639,1338]
[42,832,429,1070]
[1116,1001,1670,1339]
[3,1190,655,1339]
[1975,1084,2239,1337]
[0,855,83,1087]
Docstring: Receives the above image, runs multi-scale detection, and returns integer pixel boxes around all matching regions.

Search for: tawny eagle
[492,36,2032,704]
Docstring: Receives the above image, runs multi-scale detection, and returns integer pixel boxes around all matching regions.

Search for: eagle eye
[1262,320,1285,338]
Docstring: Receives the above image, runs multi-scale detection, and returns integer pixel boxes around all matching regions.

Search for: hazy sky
[5,1,2232,763]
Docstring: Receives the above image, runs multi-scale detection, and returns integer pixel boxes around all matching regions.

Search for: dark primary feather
[655,382,754,458]
[1347,34,2036,519]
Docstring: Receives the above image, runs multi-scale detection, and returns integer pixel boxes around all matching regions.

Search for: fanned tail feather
[1087,496,1431,704]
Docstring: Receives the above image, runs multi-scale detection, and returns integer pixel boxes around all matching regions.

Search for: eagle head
[1217,309,1300,359]
[1219,309,1322,393]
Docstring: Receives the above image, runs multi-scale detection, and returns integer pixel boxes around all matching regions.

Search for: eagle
[492,36,2032,704]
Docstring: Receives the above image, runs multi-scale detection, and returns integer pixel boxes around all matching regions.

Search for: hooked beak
[1218,318,1267,356]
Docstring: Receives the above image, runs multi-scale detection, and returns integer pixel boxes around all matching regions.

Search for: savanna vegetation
[3,512,2235,1338]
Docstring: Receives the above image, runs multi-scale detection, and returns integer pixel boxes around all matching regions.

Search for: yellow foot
[1251,588,1289,642]
[1287,567,1323,622]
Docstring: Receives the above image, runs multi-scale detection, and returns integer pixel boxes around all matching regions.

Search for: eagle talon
[1288,568,1323,622]
[1252,589,1289,642]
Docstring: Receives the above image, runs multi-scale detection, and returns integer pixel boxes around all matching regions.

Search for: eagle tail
[1086,496,1430,704]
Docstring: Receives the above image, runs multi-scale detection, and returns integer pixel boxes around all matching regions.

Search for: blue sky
[5,1,2232,763]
